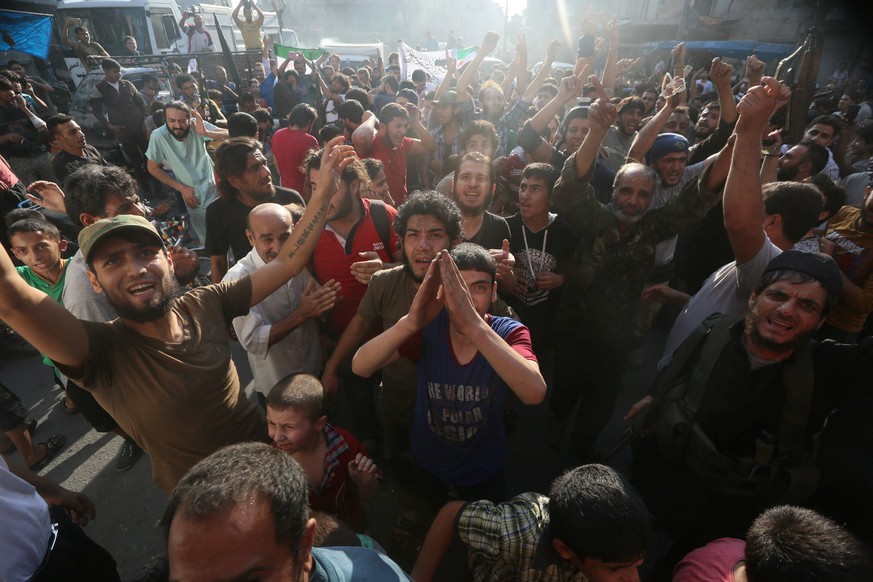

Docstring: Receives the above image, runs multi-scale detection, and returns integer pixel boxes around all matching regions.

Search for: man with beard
[47,114,110,183]
[776,141,829,182]
[627,249,873,573]
[321,191,461,460]
[146,101,228,245]
[546,98,726,459]
[0,137,358,494]
[206,137,305,282]
[164,442,411,581]
[600,96,645,172]
[656,79,823,369]
[223,203,339,398]
[452,152,517,295]
[304,148,402,446]
[353,103,436,205]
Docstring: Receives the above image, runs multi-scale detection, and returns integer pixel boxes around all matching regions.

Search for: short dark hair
[807,115,841,136]
[318,124,343,144]
[459,120,499,154]
[761,181,824,243]
[252,108,272,124]
[289,103,317,127]
[804,174,845,220]
[539,83,559,98]
[521,163,559,197]
[214,137,263,200]
[548,464,652,563]
[302,148,368,188]
[381,76,399,93]
[411,69,427,83]
[46,114,76,137]
[344,88,370,111]
[311,511,361,547]
[266,374,324,421]
[239,91,256,104]
[8,218,61,243]
[378,102,408,125]
[450,242,496,282]
[796,140,830,177]
[745,505,873,582]
[161,442,310,564]
[337,99,364,124]
[142,73,158,85]
[394,190,462,243]
[331,73,350,93]
[64,165,139,228]
[0,76,11,92]
[226,112,258,138]
[617,96,646,115]
[175,74,194,89]
[361,157,384,181]
[101,58,120,71]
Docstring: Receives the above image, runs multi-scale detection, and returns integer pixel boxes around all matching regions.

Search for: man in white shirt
[223,203,339,398]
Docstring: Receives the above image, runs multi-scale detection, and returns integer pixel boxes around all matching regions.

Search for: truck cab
[56,0,297,86]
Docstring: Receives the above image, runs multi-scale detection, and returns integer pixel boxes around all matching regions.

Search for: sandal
[58,394,78,414]
[1,418,38,455]
[28,434,65,472]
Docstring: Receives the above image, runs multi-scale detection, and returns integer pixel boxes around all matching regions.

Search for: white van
[56,0,296,85]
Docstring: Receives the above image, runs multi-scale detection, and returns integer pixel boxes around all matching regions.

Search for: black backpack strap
[777,339,815,454]
[368,199,393,255]
[682,315,744,417]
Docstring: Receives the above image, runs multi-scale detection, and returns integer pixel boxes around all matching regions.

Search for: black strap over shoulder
[368,199,392,255]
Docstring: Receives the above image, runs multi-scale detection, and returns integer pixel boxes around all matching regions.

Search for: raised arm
[62,18,78,47]
[411,501,466,582]
[518,71,585,162]
[248,137,355,306]
[406,104,437,156]
[231,1,243,26]
[575,97,617,179]
[455,31,499,100]
[724,77,789,264]
[353,257,445,377]
[0,239,89,371]
[521,40,560,104]
[710,57,737,125]
[351,110,376,156]
[627,78,682,162]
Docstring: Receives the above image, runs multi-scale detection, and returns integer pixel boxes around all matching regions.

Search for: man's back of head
[745,505,873,582]
[761,181,825,244]
[548,464,652,570]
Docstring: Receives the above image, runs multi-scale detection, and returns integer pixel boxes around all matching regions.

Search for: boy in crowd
[506,163,575,355]
[412,464,651,582]
[7,218,69,469]
[266,374,379,532]
[353,245,546,507]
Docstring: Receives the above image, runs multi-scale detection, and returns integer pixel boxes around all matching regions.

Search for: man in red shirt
[272,103,319,195]
[352,102,436,205]
[303,148,403,446]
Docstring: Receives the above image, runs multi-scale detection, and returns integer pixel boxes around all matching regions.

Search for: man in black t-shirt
[452,152,516,295]
[47,115,110,184]
[207,138,304,282]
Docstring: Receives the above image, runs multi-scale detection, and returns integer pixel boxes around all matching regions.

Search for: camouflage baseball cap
[78,215,164,262]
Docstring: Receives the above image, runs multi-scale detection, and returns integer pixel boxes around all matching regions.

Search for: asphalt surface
[2,328,666,580]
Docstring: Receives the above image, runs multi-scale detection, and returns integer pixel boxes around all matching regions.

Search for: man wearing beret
[545,97,730,458]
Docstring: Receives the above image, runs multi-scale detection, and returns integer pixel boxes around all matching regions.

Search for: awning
[635,40,796,62]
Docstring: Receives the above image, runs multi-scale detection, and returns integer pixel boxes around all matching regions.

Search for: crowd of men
[2,5,873,581]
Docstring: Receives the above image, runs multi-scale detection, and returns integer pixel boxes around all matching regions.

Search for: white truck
[56,0,297,85]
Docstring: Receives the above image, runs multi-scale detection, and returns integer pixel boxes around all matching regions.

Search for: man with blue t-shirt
[353,244,546,506]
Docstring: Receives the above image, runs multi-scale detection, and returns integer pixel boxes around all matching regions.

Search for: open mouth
[128,282,156,297]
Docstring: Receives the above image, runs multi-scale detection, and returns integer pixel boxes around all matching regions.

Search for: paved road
[2,329,665,579]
